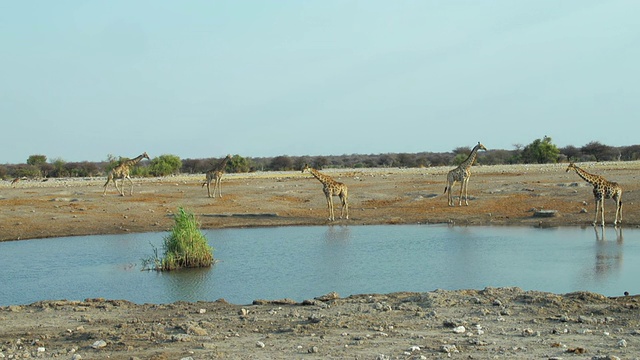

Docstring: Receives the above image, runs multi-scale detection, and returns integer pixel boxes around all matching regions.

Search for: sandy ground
[1,162,639,359]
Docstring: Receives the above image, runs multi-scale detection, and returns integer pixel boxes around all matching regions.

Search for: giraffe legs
[445,177,472,206]
[214,178,223,198]
[125,176,135,196]
[114,178,126,196]
[462,177,471,206]
[615,198,622,226]
[340,194,349,220]
[103,175,113,196]
[206,181,212,198]
[325,195,335,221]
[593,198,604,227]
[613,193,622,226]
[457,179,470,206]
[445,181,455,206]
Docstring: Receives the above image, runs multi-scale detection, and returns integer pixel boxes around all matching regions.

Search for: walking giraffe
[103,152,150,196]
[202,154,232,198]
[302,164,349,221]
[566,162,622,227]
[444,142,487,206]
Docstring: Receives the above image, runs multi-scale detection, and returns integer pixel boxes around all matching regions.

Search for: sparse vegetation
[143,208,214,271]
[3,139,640,180]
[520,136,561,164]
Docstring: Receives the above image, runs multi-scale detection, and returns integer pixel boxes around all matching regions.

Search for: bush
[149,154,182,176]
[155,208,214,271]
[520,136,560,164]
[228,154,251,173]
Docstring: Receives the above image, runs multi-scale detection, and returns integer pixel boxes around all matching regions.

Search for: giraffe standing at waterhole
[103,152,150,196]
[302,164,349,221]
[202,154,232,198]
[444,142,487,206]
[566,162,622,227]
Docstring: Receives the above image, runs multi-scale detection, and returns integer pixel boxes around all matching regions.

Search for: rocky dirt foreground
[1,288,639,359]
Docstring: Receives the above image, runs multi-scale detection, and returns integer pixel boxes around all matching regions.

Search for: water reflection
[324,225,351,243]
[162,267,213,302]
[1,225,639,306]
[593,226,624,278]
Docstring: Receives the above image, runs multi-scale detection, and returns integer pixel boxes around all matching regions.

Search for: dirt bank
[2,162,638,241]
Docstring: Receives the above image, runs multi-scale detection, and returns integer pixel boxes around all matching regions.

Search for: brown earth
[1,163,639,359]
[1,162,638,241]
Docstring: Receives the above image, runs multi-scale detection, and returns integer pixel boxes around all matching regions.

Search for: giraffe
[11,177,24,187]
[444,142,487,206]
[202,154,232,198]
[566,162,622,227]
[103,152,150,196]
[302,164,349,221]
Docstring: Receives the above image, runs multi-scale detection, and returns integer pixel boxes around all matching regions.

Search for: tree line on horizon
[2,137,640,181]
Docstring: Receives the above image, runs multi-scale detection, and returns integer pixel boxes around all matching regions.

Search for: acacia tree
[520,136,560,164]
[227,154,250,173]
[581,141,617,161]
[149,155,182,176]
[27,154,47,166]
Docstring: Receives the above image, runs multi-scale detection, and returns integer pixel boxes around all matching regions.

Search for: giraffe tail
[443,186,448,194]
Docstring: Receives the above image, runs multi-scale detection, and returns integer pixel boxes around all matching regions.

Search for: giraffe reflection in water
[593,226,624,278]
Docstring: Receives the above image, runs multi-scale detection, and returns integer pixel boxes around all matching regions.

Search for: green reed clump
[159,207,213,271]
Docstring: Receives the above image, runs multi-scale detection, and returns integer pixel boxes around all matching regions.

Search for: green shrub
[159,207,214,271]
[149,154,182,176]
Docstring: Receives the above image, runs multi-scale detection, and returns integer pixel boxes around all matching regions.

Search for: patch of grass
[143,207,214,271]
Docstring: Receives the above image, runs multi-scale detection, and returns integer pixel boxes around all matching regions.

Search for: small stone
[256,341,265,348]
[91,340,107,349]
[308,346,319,353]
[453,326,466,334]
[617,339,627,348]
[441,344,459,353]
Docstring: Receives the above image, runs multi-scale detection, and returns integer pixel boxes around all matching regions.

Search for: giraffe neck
[309,168,333,186]
[217,156,230,171]
[571,165,600,186]
[459,145,481,170]
[126,154,147,167]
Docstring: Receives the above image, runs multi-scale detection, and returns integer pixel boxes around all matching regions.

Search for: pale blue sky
[2,1,639,164]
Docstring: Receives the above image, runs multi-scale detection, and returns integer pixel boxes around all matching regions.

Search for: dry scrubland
[1,162,640,359]
[1,162,639,241]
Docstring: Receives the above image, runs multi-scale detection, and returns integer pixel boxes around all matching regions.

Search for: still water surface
[1,225,638,306]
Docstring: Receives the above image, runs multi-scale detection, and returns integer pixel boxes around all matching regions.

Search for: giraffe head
[476,142,488,151]
[566,162,576,172]
[142,152,150,160]
[302,164,311,174]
